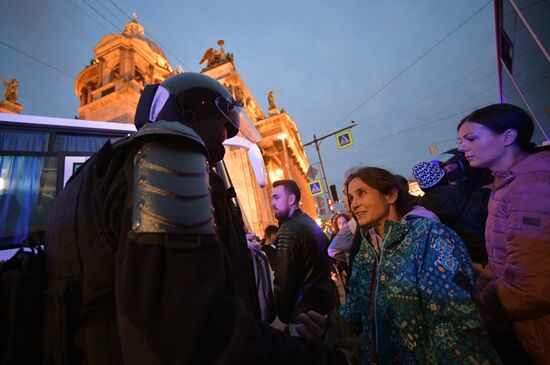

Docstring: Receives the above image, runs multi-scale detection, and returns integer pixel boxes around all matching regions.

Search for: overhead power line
[356,65,496,131]
[66,0,113,34]
[321,0,493,135]
[333,106,490,161]
[107,0,131,20]
[322,136,458,170]
[317,83,498,162]
[0,39,139,117]
[350,46,542,142]
[0,40,74,79]
[104,0,194,71]
[345,86,498,152]
[93,0,129,26]
[81,0,121,32]
[144,35,194,72]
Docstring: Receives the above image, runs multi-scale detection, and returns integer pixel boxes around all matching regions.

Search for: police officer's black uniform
[42,72,348,364]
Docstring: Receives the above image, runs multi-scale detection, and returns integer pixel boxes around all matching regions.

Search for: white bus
[0,112,266,259]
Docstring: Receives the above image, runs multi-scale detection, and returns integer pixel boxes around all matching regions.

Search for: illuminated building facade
[72,18,318,234]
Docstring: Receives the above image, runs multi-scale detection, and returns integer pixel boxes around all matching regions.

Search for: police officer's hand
[298,311,360,365]
[296,310,327,339]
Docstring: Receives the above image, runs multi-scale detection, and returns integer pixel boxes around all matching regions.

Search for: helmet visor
[215,97,261,142]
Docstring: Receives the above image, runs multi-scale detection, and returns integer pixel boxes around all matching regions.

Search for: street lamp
[277,133,290,179]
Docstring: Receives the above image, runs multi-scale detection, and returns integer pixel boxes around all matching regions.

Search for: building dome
[90,17,169,62]
[74,14,176,124]
[119,18,168,60]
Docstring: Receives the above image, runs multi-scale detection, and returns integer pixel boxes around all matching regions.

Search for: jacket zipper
[366,233,380,364]
[369,259,378,364]
[368,226,391,365]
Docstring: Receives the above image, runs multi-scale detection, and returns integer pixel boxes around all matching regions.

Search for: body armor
[42,121,213,364]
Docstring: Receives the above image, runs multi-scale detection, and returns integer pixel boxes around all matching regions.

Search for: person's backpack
[0,243,46,364]
[0,141,123,365]
[41,140,123,364]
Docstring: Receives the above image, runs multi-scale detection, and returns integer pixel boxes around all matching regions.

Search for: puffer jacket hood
[405,205,440,222]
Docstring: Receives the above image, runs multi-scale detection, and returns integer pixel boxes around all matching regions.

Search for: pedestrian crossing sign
[308,179,324,197]
[335,130,354,150]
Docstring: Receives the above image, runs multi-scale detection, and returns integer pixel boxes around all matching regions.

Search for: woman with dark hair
[331,213,351,236]
[327,213,352,262]
[298,166,499,364]
[458,103,550,364]
[327,213,352,300]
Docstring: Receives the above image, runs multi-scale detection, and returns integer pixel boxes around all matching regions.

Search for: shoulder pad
[131,140,215,238]
[131,120,206,154]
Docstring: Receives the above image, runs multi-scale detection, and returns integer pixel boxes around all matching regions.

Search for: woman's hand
[295,311,327,339]
[472,263,484,276]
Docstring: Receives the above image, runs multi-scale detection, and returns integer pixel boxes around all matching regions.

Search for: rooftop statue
[1,77,19,103]
[267,90,277,110]
[199,39,234,68]
[234,85,244,103]
[123,13,144,36]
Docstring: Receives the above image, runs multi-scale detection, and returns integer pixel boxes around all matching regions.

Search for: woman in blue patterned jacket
[298,166,500,364]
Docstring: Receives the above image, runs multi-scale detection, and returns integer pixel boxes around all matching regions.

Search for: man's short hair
[264,225,278,238]
[272,180,301,204]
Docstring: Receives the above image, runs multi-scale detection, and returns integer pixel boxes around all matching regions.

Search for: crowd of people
[38,72,548,364]
[297,103,549,364]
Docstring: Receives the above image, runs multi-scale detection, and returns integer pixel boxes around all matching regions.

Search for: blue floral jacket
[339,216,500,364]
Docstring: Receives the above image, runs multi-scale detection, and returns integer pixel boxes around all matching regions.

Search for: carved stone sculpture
[1,77,19,103]
[268,90,277,110]
[234,85,244,103]
[199,39,234,68]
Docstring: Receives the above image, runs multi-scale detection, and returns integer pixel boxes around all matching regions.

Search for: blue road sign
[308,179,324,197]
[335,130,354,149]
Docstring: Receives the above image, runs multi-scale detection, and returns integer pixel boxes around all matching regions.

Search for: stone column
[86,83,94,104]
[80,87,87,106]
[148,64,155,84]
[128,49,136,81]
[120,48,130,81]
[98,58,106,87]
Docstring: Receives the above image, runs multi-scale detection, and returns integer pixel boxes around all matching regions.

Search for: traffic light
[329,184,339,203]
[327,198,334,212]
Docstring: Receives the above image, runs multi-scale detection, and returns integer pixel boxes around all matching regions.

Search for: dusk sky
[0,0,499,192]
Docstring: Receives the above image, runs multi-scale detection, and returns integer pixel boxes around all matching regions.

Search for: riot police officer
[43,72,350,364]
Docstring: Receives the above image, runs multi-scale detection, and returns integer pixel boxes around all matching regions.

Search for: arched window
[110,65,120,82]
[135,68,145,86]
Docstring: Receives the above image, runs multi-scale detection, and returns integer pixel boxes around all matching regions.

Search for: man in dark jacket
[42,73,349,365]
[271,180,339,331]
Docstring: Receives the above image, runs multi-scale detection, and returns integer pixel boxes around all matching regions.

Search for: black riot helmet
[161,72,248,139]
[134,72,256,163]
